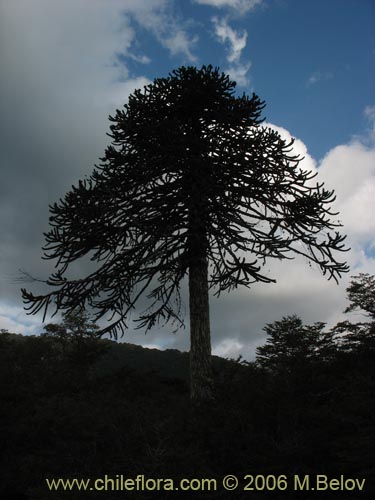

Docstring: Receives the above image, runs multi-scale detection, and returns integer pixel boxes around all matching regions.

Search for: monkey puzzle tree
[21,65,349,402]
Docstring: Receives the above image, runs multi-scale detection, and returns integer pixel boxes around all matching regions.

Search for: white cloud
[0,303,42,335]
[263,123,318,175]
[314,106,375,256]
[225,62,252,86]
[208,114,375,360]
[129,53,152,64]
[319,142,375,247]
[364,105,375,142]
[306,70,333,87]
[212,17,251,86]
[204,127,363,362]
[212,16,247,62]
[162,31,199,62]
[213,338,245,358]
[266,119,375,254]
[194,0,263,14]
[126,0,198,62]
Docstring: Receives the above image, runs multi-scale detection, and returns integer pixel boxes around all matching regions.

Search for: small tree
[344,273,375,319]
[332,274,375,354]
[21,65,348,401]
[256,315,335,373]
[42,310,106,366]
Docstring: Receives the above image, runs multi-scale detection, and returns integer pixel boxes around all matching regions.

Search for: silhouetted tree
[344,273,375,319]
[256,315,334,373]
[21,65,349,401]
[332,273,375,355]
[42,310,106,366]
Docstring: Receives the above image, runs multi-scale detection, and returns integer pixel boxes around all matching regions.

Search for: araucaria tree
[22,66,349,401]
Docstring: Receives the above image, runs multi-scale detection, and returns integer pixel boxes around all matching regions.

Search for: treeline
[0,274,374,499]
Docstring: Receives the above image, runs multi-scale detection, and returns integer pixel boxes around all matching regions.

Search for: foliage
[41,309,108,367]
[332,273,375,356]
[256,274,375,374]
[21,65,349,339]
[344,273,375,318]
[1,322,374,499]
[2,279,374,497]
[256,315,335,373]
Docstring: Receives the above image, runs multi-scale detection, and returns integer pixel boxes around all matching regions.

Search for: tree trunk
[189,256,214,402]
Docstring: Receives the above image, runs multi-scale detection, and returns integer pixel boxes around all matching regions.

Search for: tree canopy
[21,65,349,340]
[332,273,375,355]
[256,274,375,374]
[256,315,334,372]
[41,310,106,365]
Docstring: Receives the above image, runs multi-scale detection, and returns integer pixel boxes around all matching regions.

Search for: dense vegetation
[1,275,374,499]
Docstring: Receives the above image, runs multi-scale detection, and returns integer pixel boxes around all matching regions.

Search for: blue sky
[121,0,375,159]
[0,0,374,359]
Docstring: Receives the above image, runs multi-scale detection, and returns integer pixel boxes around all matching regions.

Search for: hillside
[1,331,374,499]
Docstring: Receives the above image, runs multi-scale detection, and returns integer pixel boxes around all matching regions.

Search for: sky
[0,0,374,360]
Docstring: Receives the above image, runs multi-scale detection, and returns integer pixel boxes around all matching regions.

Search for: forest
[1,273,374,499]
